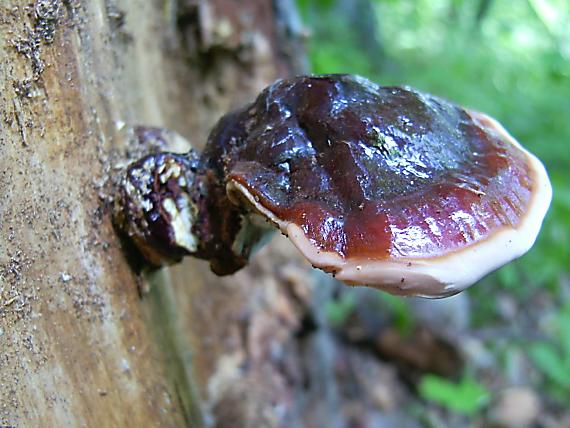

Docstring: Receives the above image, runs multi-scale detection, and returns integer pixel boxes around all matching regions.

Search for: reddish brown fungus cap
[209,74,551,297]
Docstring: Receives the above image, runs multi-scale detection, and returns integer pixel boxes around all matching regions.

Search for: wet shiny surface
[205,75,533,260]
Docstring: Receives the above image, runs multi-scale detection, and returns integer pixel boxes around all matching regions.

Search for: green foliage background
[298,0,570,415]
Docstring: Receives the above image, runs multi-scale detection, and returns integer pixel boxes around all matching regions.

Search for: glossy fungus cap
[221,74,551,297]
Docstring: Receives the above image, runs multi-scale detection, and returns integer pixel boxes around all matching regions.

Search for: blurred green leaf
[325,293,356,327]
[496,263,521,290]
[559,312,570,365]
[528,342,570,388]
[527,303,570,400]
[377,293,414,336]
[419,374,490,415]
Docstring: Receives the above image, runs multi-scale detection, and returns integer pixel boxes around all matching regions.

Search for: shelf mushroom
[115,74,552,297]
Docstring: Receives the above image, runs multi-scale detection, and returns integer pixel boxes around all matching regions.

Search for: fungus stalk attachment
[113,133,270,276]
[114,75,552,297]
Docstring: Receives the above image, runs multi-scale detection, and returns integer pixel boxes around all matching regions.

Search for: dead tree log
[0,1,307,426]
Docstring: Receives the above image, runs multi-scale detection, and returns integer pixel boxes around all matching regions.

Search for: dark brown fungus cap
[208,74,551,297]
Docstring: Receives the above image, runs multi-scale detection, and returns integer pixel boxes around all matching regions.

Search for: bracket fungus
[114,75,551,297]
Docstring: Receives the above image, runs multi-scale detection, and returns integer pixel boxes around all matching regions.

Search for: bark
[0,0,306,426]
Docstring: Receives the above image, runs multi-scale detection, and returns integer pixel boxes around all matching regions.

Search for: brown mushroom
[115,75,552,297]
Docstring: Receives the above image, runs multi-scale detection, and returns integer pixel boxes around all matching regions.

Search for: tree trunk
[0,1,307,426]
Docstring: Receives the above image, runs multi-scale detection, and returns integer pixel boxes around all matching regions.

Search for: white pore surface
[228,111,552,298]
